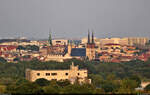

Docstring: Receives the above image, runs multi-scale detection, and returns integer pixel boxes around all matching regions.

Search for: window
[84,72,87,74]
[65,73,68,76]
[46,73,50,76]
[37,73,40,76]
[51,73,57,76]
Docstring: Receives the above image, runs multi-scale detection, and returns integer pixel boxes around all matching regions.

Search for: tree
[94,88,105,94]
[101,82,115,93]
[30,45,39,51]
[129,75,141,87]
[0,57,7,63]
[35,78,50,86]
[118,78,138,93]
[26,45,39,51]
[43,80,61,94]
[144,84,150,92]
[15,82,43,94]
[15,78,29,86]
[56,80,71,87]
[43,85,59,94]
[0,85,6,93]
[89,74,103,88]
[61,83,95,94]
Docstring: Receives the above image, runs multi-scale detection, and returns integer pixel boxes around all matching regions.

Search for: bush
[35,78,50,86]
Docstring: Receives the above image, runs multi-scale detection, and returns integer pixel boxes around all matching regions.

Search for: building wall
[86,44,96,60]
[26,63,91,84]
[52,39,68,46]
[127,37,149,46]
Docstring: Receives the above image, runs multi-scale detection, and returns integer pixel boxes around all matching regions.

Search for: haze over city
[0,0,150,39]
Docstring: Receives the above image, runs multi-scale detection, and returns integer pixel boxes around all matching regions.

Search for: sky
[0,0,150,39]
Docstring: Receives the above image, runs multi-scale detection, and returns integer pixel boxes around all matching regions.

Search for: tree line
[0,58,150,94]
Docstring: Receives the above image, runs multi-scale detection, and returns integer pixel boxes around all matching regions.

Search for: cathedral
[86,30,96,60]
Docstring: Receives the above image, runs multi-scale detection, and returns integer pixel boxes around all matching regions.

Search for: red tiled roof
[0,45,17,51]
[120,56,135,59]
[111,58,120,63]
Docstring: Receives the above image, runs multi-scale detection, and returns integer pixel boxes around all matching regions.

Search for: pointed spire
[92,29,94,44]
[48,28,52,46]
[88,29,90,44]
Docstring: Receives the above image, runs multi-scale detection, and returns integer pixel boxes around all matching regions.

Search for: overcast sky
[0,0,150,39]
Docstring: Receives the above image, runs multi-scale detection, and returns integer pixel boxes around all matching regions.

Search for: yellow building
[127,37,149,46]
[52,39,68,46]
[26,62,91,84]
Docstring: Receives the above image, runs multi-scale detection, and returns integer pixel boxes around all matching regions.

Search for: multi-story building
[26,62,91,84]
[126,37,149,46]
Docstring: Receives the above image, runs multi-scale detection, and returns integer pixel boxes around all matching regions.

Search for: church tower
[86,29,96,60]
[47,30,53,54]
[67,41,72,56]
[48,32,52,46]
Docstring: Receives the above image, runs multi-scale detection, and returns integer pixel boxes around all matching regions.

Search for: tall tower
[92,30,94,44]
[88,29,90,44]
[68,42,72,56]
[47,29,53,54]
[86,29,95,61]
[48,31,52,46]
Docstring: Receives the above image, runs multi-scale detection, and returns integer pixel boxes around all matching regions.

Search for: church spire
[92,29,94,44]
[88,29,90,44]
[48,29,52,46]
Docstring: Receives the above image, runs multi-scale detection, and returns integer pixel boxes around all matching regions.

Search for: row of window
[36,72,83,76]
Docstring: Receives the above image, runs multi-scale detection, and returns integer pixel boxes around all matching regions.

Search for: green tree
[61,83,95,94]
[101,82,115,93]
[89,74,103,88]
[15,78,29,86]
[144,84,150,92]
[43,85,59,94]
[129,75,141,87]
[0,85,6,93]
[56,80,71,87]
[30,45,39,51]
[35,78,50,87]
[0,57,7,63]
[117,78,138,94]
[15,82,43,94]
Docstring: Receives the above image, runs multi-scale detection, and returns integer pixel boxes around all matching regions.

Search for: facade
[52,39,68,46]
[100,38,128,46]
[127,37,149,46]
[26,62,91,84]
